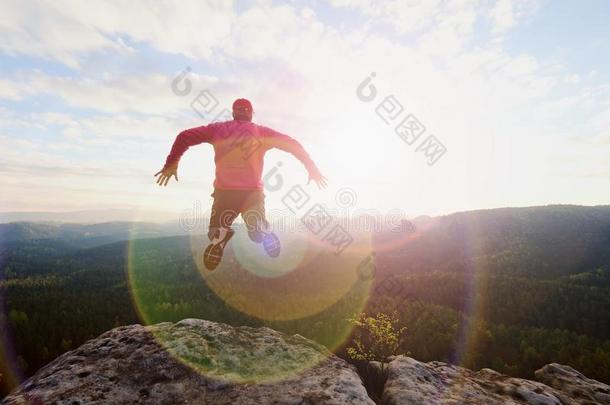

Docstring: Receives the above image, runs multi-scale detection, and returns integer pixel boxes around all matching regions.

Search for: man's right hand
[154,164,178,186]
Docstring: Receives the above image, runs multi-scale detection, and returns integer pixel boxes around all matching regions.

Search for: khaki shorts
[208,189,269,242]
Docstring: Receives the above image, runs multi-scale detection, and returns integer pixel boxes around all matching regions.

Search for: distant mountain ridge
[3,204,610,272]
[0,209,177,224]
[374,204,610,278]
[0,221,189,250]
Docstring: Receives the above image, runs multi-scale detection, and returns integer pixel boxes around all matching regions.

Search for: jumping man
[155,98,327,270]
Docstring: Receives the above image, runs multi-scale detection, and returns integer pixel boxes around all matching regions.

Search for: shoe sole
[203,228,235,271]
[203,243,224,271]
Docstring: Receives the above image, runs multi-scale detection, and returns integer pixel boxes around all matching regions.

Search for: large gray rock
[2,319,374,405]
[382,356,609,405]
[535,363,610,405]
[4,321,608,405]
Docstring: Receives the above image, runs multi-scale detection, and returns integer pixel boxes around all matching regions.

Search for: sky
[0,0,609,220]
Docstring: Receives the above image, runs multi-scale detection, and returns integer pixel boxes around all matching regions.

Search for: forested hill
[1,204,610,397]
[375,204,610,278]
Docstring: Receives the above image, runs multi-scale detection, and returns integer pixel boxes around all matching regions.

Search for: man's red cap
[232,98,253,112]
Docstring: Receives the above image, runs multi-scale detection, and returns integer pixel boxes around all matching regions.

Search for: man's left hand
[308,168,328,189]
[154,165,178,186]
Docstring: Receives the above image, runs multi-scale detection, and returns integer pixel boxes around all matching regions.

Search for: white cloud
[1,70,221,115]
[0,79,28,100]
[328,0,468,35]
[489,0,515,33]
[488,0,540,35]
[0,0,235,68]
[0,1,122,68]
[38,112,187,141]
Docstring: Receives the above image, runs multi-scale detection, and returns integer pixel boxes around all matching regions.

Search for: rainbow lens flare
[127,221,374,383]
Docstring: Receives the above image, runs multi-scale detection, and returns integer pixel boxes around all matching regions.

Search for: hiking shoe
[203,228,234,271]
[262,232,281,258]
[203,243,224,271]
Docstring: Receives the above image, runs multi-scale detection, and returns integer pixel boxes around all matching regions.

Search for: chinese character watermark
[356,72,447,166]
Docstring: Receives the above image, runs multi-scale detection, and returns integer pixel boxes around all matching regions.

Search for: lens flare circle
[191,229,374,322]
[126,210,373,384]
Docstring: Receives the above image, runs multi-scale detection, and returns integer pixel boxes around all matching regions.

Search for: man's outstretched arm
[155,125,214,186]
[262,127,327,189]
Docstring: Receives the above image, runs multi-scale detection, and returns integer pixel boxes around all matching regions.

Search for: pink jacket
[164,120,317,190]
